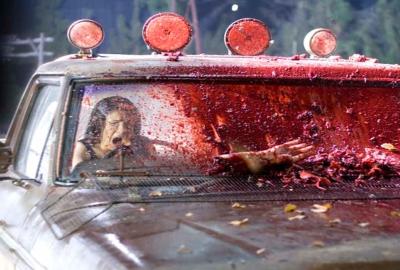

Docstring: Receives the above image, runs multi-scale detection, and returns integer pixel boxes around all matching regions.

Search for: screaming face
[100,110,137,152]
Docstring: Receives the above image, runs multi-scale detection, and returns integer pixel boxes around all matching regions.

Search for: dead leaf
[312,240,325,247]
[381,143,398,152]
[288,214,306,221]
[185,212,193,217]
[149,190,162,197]
[390,211,400,218]
[12,180,31,190]
[284,203,297,213]
[187,186,196,193]
[329,218,342,224]
[232,202,247,209]
[256,248,266,255]
[311,203,332,213]
[229,218,249,226]
[177,244,192,254]
[358,222,370,227]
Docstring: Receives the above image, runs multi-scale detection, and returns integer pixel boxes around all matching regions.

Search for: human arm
[211,139,314,174]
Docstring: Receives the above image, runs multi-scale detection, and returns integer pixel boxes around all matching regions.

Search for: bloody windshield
[64,81,400,189]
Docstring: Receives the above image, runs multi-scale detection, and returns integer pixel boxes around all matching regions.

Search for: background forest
[1,0,399,132]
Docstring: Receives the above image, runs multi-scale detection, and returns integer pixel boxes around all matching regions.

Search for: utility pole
[169,0,177,12]
[189,0,203,54]
[1,33,54,66]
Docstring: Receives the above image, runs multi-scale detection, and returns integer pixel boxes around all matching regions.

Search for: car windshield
[62,81,399,183]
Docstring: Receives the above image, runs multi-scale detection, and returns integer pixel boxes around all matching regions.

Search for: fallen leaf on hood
[12,180,31,190]
[232,202,247,209]
[390,211,400,218]
[328,218,342,224]
[358,222,370,227]
[380,143,398,152]
[177,244,192,254]
[311,203,332,213]
[284,203,297,213]
[185,212,193,217]
[256,248,266,255]
[288,214,306,221]
[149,190,163,197]
[187,186,196,193]
[229,218,249,226]
[256,182,264,188]
[312,240,325,247]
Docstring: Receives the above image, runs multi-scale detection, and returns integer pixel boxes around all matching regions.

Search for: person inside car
[72,96,156,169]
[72,95,314,173]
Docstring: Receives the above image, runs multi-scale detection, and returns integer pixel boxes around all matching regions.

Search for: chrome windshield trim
[0,227,46,270]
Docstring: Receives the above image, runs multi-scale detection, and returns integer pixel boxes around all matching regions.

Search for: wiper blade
[94,169,151,177]
[80,172,217,189]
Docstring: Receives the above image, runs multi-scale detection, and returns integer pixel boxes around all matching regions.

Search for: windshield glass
[63,81,399,183]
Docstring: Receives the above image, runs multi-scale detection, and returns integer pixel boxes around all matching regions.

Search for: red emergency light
[67,19,104,52]
[303,28,337,57]
[142,12,192,53]
[224,18,271,56]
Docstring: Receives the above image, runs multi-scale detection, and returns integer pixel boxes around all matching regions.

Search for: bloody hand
[213,139,314,174]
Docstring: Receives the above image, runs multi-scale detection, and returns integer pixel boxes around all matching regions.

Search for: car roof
[36,54,400,86]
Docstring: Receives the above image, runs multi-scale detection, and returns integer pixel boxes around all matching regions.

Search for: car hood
[65,199,400,270]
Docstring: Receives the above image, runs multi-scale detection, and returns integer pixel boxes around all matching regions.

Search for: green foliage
[202,13,231,55]
[374,0,400,62]
[34,0,72,57]
[109,14,137,54]
[256,0,399,63]
[146,0,170,13]
[109,0,174,54]
[269,0,353,56]
[31,0,400,63]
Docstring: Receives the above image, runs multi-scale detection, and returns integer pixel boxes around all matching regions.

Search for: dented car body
[0,51,400,270]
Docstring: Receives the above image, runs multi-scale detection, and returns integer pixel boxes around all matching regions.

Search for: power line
[1,33,53,66]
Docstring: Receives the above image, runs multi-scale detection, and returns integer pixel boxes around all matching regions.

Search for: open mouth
[112,137,122,145]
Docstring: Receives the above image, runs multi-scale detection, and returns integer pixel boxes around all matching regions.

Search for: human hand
[258,139,315,165]
[215,139,314,174]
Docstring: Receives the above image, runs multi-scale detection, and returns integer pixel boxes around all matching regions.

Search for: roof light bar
[67,19,104,55]
[142,12,192,53]
[303,28,337,57]
[224,18,271,56]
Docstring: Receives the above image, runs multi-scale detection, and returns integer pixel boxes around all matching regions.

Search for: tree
[109,0,174,54]
[34,0,72,57]
[373,0,400,63]
[270,0,352,56]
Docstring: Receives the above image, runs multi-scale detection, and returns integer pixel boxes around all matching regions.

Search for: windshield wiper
[94,169,151,177]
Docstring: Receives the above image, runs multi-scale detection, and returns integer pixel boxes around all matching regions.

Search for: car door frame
[0,73,68,270]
